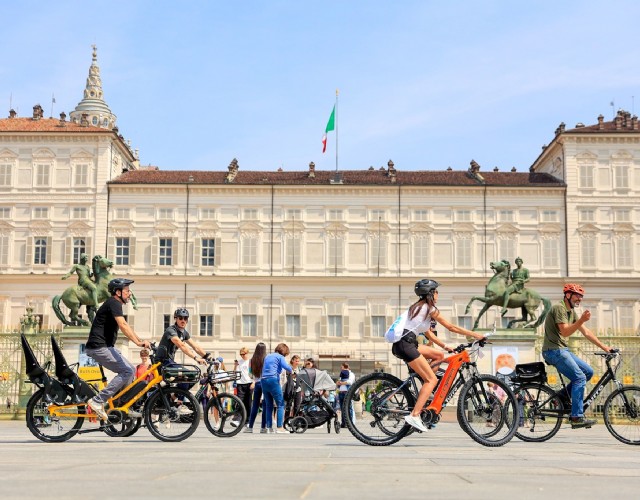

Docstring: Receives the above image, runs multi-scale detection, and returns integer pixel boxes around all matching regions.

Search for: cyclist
[86,278,150,420]
[386,279,486,433]
[156,308,209,368]
[542,283,612,429]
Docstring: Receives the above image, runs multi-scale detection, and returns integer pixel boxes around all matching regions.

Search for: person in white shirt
[234,347,253,427]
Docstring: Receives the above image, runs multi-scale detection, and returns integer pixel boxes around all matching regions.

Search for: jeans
[542,348,594,418]
[86,347,135,404]
[248,381,266,429]
[262,377,285,429]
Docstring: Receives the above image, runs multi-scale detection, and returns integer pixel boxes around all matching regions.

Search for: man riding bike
[86,278,150,420]
[542,283,612,429]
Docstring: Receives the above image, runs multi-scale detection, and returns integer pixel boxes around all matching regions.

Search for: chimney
[58,112,67,126]
[632,115,638,130]
[467,159,485,183]
[308,161,315,178]
[597,114,604,130]
[32,104,44,120]
[225,158,239,183]
[615,113,622,130]
[387,159,396,176]
[8,109,16,119]
[80,113,89,127]
[493,166,499,172]
[511,167,517,172]
[555,122,565,135]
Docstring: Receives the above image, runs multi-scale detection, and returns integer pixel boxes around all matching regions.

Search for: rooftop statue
[465,259,550,329]
[52,254,137,327]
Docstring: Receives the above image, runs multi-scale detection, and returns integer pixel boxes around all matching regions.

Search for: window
[456,238,472,267]
[413,238,428,267]
[542,239,559,268]
[617,238,632,268]
[498,210,514,223]
[34,238,48,264]
[92,116,98,125]
[498,238,516,263]
[328,209,343,221]
[286,315,301,337]
[72,238,86,264]
[74,164,89,186]
[243,208,258,220]
[328,237,344,268]
[371,209,385,221]
[71,207,88,220]
[579,165,594,188]
[201,208,215,220]
[242,237,257,266]
[0,164,11,186]
[163,315,171,330]
[115,208,130,220]
[159,238,173,266]
[615,209,631,222]
[614,165,629,189]
[200,315,214,336]
[286,209,301,220]
[115,237,130,266]
[158,208,173,220]
[33,207,49,219]
[581,238,596,268]
[457,316,472,330]
[456,210,472,222]
[371,316,386,338]
[242,314,257,336]
[0,234,9,266]
[201,238,215,266]
[328,315,343,337]
[34,164,50,186]
[0,207,11,219]
[619,305,634,333]
[285,236,301,269]
[579,209,595,222]
[541,210,558,222]
[414,210,428,221]
[371,237,387,269]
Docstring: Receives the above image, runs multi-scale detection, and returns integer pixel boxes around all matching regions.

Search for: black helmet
[174,308,189,318]
[108,278,134,295]
[414,279,439,297]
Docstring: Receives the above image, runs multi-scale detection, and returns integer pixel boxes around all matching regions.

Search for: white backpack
[384,312,408,343]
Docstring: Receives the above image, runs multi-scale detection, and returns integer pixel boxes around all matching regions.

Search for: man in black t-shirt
[86,278,150,420]
[157,308,208,366]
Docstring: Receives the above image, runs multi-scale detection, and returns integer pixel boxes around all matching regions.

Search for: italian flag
[322,105,335,153]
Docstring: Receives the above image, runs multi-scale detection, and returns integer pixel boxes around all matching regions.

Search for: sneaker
[127,409,143,419]
[275,428,288,434]
[177,405,193,416]
[88,398,108,421]
[570,416,596,429]
[269,428,276,434]
[230,420,239,428]
[404,414,429,433]
[243,427,253,433]
[260,428,268,434]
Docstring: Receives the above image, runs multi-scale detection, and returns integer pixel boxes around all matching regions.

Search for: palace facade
[1,48,638,372]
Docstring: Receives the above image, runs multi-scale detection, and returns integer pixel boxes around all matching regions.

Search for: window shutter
[172,237,179,268]
[107,237,115,262]
[85,237,93,260]
[364,316,371,338]
[66,237,73,265]
[278,315,285,337]
[301,315,307,339]
[214,315,221,339]
[0,235,8,265]
[46,237,52,264]
[320,316,327,338]
[214,237,221,267]
[257,315,264,338]
[129,237,136,266]
[25,236,33,265]
[151,237,158,266]
[193,238,201,267]
[234,315,241,338]
[343,316,349,338]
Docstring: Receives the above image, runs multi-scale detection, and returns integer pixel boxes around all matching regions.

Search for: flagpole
[335,89,339,173]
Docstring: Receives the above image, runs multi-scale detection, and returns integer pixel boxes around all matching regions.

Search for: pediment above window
[0,148,18,160]
[539,223,562,234]
[453,222,475,233]
[70,149,94,160]
[577,223,599,233]
[239,221,263,232]
[496,223,518,234]
[408,222,433,233]
[67,221,92,236]
[325,221,347,232]
[29,220,51,236]
[110,221,134,235]
[32,148,55,159]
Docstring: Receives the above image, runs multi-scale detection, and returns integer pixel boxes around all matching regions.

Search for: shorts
[391,331,420,363]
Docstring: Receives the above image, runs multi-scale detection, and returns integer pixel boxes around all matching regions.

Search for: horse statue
[464,259,551,329]
[52,255,137,326]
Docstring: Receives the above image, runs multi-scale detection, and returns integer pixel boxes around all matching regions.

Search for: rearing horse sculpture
[464,259,551,329]
[52,255,137,326]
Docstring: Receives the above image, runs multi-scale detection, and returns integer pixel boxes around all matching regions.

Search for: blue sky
[2,1,639,173]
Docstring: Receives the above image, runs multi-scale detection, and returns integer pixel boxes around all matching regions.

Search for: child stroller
[284,367,339,434]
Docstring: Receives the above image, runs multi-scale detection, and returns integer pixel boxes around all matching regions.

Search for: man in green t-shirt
[542,283,612,429]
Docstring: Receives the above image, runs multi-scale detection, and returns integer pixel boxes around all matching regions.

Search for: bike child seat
[51,336,96,403]
[514,362,547,384]
[20,334,67,404]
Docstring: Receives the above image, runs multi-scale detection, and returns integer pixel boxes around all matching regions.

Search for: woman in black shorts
[391,279,485,433]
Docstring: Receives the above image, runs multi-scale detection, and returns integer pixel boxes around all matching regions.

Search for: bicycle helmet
[563,283,585,296]
[174,308,189,318]
[414,279,440,297]
[107,278,134,295]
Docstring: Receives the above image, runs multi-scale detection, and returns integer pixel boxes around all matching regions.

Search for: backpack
[384,312,408,343]
[283,372,297,402]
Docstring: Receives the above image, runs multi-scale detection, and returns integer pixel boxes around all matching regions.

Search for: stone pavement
[1,419,639,500]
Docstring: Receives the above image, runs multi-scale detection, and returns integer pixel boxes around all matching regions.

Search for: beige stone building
[1,49,638,376]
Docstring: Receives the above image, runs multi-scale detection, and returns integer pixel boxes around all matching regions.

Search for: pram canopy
[297,367,336,395]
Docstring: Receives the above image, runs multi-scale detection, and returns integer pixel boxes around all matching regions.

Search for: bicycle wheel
[603,385,640,445]
[457,374,518,447]
[103,415,142,438]
[515,383,564,442]
[25,389,84,443]
[344,372,415,446]
[144,387,201,442]
[204,392,247,438]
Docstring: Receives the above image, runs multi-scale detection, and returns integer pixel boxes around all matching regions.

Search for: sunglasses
[176,316,188,321]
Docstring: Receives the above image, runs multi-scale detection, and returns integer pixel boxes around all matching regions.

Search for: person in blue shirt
[261,343,293,434]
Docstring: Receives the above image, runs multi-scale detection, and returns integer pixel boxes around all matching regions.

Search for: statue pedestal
[472,328,539,377]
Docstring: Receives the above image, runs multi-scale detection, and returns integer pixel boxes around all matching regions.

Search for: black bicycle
[513,349,640,445]
[195,361,247,437]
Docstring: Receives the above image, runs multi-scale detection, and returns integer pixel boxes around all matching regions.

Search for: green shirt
[542,301,577,351]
